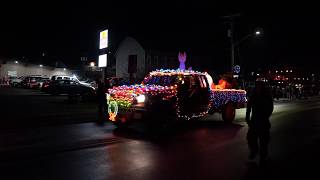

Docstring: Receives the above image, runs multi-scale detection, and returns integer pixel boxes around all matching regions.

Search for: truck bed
[210,89,247,110]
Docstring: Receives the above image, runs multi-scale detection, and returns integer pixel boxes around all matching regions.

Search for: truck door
[198,75,211,113]
[178,75,202,116]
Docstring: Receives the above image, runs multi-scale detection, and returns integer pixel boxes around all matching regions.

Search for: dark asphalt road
[0,87,320,179]
[0,87,98,129]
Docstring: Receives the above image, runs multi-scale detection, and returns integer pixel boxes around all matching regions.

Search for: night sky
[0,1,319,73]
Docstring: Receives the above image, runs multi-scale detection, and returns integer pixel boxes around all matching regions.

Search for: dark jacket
[246,88,274,129]
[97,81,106,99]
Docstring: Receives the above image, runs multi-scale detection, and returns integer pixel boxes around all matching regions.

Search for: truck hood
[108,84,178,102]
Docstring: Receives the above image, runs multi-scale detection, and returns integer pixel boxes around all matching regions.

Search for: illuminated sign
[99,30,108,49]
[233,65,241,74]
[99,54,107,67]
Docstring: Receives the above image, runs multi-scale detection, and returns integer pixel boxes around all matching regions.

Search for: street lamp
[231,27,263,74]
[235,28,263,46]
[224,14,263,72]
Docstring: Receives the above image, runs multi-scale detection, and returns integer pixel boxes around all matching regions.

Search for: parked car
[41,80,51,92]
[51,75,77,81]
[46,79,96,97]
[28,77,50,89]
[80,79,97,89]
[43,75,75,92]
[51,75,93,86]
[21,76,43,88]
[33,78,50,90]
[9,76,24,87]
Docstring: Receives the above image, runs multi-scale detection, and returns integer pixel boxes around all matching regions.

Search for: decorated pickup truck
[106,69,246,128]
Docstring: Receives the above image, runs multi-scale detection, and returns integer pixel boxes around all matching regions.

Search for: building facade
[256,65,320,97]
[0,59,72,80]
[115,37,179,83]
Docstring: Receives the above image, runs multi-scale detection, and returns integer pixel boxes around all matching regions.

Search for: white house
[115,37,178,83]
[115,37,146,83]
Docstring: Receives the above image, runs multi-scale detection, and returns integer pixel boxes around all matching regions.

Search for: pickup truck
[107,69,246,128]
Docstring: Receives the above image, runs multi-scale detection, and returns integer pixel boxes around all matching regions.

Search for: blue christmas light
[210,90,246,109]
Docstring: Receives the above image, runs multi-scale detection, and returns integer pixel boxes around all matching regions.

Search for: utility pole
[222,13,241,72]
[229,22,235,73]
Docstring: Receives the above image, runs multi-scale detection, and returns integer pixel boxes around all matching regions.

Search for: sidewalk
[273,96,318,103]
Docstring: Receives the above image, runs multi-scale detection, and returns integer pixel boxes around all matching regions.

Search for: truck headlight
[136,94,146,103]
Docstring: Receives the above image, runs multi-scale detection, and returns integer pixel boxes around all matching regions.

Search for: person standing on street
[246,81,274,165]
[96,78,107,123]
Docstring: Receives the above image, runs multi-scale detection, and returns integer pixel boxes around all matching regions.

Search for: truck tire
[222,102,235,123]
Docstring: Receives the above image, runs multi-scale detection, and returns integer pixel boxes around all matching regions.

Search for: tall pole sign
[98,54,107,67]
[99,30,108,49]
[99,29,108,80]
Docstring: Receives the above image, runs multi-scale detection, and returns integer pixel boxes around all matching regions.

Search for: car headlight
[136,94,146,103]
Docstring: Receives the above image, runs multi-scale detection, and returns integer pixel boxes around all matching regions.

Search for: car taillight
[44,85,49,88]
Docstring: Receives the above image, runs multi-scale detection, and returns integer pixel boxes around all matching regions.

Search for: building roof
[1,57,68,68]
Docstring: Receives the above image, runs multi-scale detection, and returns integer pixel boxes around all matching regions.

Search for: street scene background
[0,87,319,179]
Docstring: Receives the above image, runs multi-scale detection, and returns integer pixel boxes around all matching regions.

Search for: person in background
[96,78,107,123]
[246,81,274,166]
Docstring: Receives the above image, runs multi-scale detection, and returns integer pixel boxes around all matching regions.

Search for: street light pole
[223,13,241,73]
[223,14,262,75]
[230,22,235,72]
[235,29,262,46]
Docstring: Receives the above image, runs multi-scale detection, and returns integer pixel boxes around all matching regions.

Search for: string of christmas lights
[210,89,247,109]
[106,69,247,121]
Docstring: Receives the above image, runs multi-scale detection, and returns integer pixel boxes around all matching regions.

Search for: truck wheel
[222,103,235,123]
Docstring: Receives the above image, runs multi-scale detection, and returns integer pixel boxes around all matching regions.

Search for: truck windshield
[143,75,182,86]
